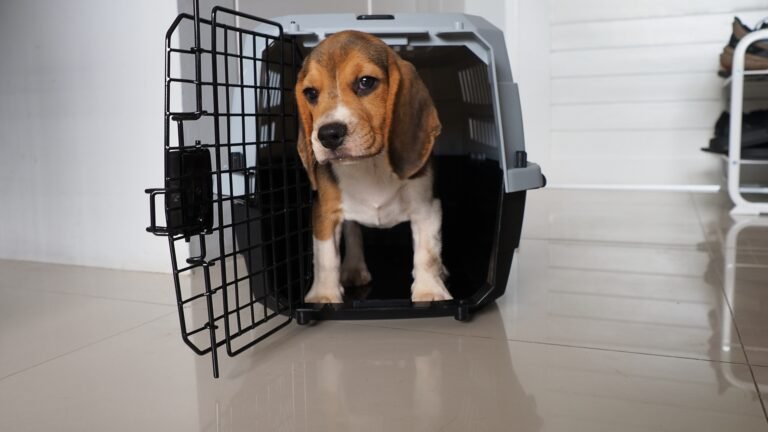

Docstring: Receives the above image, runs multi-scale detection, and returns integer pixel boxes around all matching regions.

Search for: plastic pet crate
[146,4,544,377]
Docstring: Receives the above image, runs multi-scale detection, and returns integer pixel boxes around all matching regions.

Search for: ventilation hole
[468,118,498,148]
[255,68,282,111]
[458,64,491,105]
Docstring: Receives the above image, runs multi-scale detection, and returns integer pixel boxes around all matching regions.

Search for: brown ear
[295,79,317,190]
[385,55,441,179]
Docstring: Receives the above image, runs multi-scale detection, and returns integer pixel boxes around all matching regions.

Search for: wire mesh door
[146,4,311,378]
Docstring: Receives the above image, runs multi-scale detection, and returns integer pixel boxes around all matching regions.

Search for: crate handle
[145,188,169,236]
[356,14,395,20]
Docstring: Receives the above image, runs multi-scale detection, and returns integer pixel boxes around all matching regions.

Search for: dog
[295,30,452,304]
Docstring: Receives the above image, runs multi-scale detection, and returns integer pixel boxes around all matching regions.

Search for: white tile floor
[1,189,767,431]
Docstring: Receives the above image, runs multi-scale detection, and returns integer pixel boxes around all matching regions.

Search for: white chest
[333,155,411,228]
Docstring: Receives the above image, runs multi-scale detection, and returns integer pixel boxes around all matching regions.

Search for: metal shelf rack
[724,28,768,215]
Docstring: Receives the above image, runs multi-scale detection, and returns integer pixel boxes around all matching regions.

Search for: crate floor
[2,189,768,431]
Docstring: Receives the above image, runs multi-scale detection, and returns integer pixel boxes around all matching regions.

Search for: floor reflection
[712,216,768,394]
[190,306,542,432]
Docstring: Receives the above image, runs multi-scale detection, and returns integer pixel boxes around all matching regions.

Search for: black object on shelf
[702,110,768,160]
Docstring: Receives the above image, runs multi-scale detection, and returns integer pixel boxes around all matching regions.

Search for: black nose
[317,122,347,150]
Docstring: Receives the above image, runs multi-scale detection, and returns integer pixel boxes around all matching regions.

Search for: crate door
[153,9,311,378]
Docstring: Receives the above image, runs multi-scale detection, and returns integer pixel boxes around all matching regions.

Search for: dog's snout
[317,122,347,150]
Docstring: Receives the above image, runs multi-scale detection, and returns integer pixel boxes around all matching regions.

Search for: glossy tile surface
[693,192,768,251]
[362,239,746,363]
[0,316,765,432]
[524,189,707,245]
[1,189,767,431]
[0,287,172,379]
[710,238,768,366]
[0,259,177,305]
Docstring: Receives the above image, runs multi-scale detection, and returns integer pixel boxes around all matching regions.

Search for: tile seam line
[0,258,170,276]
[547,265,708,279]
[521,236,708,250]
[715,280,768,422]
[0,286,176,307]
[548,289,717,304]
[343,321,751,366]
[0,311,177,383]
[688,193,768,423]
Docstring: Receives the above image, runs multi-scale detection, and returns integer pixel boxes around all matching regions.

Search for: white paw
[411,276,453,302]
[304,280,344,304]
[340,264,372,287]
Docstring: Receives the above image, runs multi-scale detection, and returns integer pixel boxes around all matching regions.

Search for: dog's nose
[317,122,347,150]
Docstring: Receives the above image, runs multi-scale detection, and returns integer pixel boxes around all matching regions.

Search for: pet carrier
[146,3,544,377]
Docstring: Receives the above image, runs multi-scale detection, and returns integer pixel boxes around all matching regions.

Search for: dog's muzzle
[317,122,347,150]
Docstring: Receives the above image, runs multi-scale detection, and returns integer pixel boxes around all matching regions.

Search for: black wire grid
[146,4,311,378]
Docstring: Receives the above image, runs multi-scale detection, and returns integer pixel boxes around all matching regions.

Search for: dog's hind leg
[340,220,372,287]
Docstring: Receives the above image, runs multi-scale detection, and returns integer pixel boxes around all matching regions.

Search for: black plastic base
[295,299,467,323]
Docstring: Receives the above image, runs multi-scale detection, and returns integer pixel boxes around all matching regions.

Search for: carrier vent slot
[259,124,275,143]
[458,64,492,105]
[468,117,498,148]
[259,69,283,110]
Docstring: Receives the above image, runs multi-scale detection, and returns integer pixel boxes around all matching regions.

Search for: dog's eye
[356,76,378,94]
[303,87,319,103]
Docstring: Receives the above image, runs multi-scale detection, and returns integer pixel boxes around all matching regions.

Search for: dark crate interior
[234,155,503,305]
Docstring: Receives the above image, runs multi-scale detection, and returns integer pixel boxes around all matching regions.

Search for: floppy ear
[385,55,441,179]
[295,79,317,190]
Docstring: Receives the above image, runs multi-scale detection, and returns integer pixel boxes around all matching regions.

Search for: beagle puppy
[295,30,452,303]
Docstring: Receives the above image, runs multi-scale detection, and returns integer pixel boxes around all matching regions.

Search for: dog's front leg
[410,199,452,302]
[304,181,345,304]
[304,221,344,303]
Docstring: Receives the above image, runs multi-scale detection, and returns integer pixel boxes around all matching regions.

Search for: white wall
[3,0,762,271]
[546,0,768,187]
[503,0,552,179]
[0,0,179,272]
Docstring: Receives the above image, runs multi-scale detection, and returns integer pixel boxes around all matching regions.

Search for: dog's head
[295,30,441,188]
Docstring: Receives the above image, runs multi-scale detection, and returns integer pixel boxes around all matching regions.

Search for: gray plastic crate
[147,8,545,378]
[231,13,545,322]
